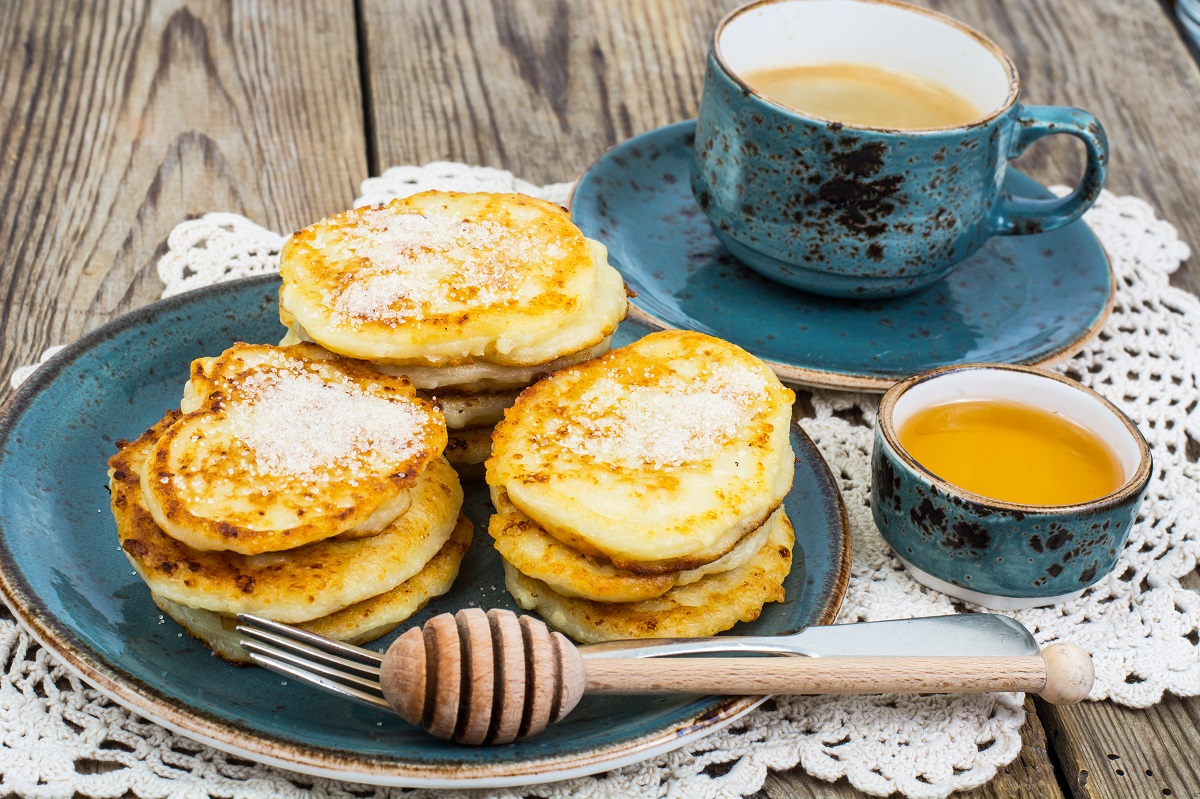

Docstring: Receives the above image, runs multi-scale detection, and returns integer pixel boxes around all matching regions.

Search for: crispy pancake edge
[503,512,795,643]
[141,344,446,555]
[278,193,627,367]
[491,501,783,603]
[487,330,797,565]
[486,483,783,575]
[151,514,473,663]
[111,418,463,622]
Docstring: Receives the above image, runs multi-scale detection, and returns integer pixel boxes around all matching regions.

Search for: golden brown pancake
[278,192,627,367]
[445,424,494,467]
[142,343,445,555]
[420,388,517,430]
[489,484,781,574]
[373,337,614,391]
[490,491,783,603]
[503,511,795,642]
[283,325,614,393]
[488,330,796,566]
[151,515,473,663]
[111,415,462,623]
[303,514,471,642]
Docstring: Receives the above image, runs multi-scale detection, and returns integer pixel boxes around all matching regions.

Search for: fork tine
[247,651,392,711]
[239,637,386,696]
[236,619,381,676]
[235,614,381,667]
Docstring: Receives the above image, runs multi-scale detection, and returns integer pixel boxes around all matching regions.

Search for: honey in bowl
[897,399,1125,506]
[740,62,982,129]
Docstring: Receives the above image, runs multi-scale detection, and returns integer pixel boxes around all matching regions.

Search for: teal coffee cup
[692,0,1109,298]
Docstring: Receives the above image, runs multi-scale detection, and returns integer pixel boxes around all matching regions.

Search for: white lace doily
[5,163,1198,799]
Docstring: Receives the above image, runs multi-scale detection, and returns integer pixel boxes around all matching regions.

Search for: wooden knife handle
[583,644,1093,704]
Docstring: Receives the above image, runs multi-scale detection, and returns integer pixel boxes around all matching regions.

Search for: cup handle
[989,106,1108,236]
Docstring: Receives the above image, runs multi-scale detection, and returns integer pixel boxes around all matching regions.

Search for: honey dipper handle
[583,644,1093,704]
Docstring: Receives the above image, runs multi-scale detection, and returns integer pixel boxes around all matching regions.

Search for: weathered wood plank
[759,698,1066,799]
[1036,570,1200,799]
[1039,693,1200,799]
[359,0,741,186]
[0,0,367,394]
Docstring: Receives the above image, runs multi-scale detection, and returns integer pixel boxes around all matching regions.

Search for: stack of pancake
[486,330,798,643]
[108,343,470,662]
[277,191,628,478]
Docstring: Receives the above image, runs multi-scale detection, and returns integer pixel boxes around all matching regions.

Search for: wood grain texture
[1034,569,1200,799]
[456,607,495,745]
[1039,694,1200,799]
[583,655,1054,696]
[0,0,367,394]
[360,0,741,186]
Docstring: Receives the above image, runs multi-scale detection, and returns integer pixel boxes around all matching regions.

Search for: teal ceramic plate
[0,275,850,789]
[571,120,1115,392]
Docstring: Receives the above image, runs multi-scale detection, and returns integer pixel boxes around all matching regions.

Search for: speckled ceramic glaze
[0,275,850,788]
[692,0,1109,298]
[871,364,1151,609]
[569,120,1114,392]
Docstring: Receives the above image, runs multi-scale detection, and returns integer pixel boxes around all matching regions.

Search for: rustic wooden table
[2,2,1199,797]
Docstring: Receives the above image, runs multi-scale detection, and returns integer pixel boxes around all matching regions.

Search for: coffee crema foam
[741,62,981,129]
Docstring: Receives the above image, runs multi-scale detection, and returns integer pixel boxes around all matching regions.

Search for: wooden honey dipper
[377,608,1094,745]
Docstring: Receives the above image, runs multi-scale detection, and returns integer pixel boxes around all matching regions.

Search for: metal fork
[235,610,1042,714]
[237,614,391,710]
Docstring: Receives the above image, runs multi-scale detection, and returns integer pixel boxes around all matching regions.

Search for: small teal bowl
[871,364,1151,609]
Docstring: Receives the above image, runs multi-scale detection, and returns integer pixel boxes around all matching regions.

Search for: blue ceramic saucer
[571,120,1115,392]
[0,275,850,789]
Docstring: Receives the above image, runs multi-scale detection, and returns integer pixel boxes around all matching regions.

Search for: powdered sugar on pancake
[553,366,768,467]
[322,208,568,325]
[224,366,428,480]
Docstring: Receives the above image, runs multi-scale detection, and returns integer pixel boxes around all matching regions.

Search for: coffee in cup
[692,0,1109,298]
[740,63,981,130]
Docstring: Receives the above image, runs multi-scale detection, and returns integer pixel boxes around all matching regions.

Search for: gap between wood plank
[1041,701,1080,799]
[354,0,380,178]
